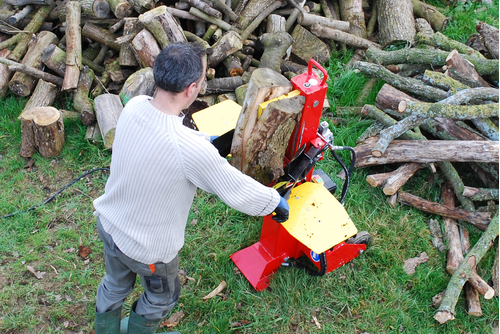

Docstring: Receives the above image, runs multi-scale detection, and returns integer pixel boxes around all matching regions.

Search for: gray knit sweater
[93,96,280,264]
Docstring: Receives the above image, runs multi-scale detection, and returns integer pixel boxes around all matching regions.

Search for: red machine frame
[230,60,366,291]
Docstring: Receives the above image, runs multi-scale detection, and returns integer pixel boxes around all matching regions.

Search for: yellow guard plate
[282,182,358,254]
[192,100,242,136]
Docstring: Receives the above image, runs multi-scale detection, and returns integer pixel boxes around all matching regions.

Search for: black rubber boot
[124,301,180,334]
[95,306,122,334]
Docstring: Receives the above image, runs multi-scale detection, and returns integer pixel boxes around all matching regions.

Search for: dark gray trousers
[95,217,181,320]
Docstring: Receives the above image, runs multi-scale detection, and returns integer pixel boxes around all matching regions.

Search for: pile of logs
[343,6,499,326]
[0,0,498,323]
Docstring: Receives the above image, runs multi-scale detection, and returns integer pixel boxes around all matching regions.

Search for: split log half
[354,140,499,168]
[94,93,123,149]
[243,95,305,184]
[445,49,491,88]
[20,106,65,157]
[23,79,58,112]
[130,29,161,68]
[230,68,293,171]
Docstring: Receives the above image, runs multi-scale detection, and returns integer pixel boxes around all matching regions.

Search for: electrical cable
[1,167,110,219]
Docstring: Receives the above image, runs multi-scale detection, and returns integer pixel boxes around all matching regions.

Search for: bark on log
[139,6,187,49]
[258,31,293,73]
[371,114,428,157]
[243,95,305,184]
[74,66,95,125]
[421,70,470,92]
[204,76,243,95]
[297,12,349,31]
[181,0,222,19]
[207,30,242,68]
[463,186,499,202]
[442,182,463,274]
[445,49,491,88]
[92,59,120,98]
[354,140,499,167]
[365,47,499,77]
[119,18,141,67]
[62,1,82,92]
[239,0,282,41]
[82,22,121,51]
[493,243,499,297]
[189,7,232,31]
[213,0,238,22]
[338,0,366,37]
[375,83,420,112]
[476,21,499,59]
[20,106,65,157]
[3,61,63,88]
[234,0,275,30]
[130,29,161,68]
[417,31,485,59]
[354,61,448,101]
[5,4,53,63]
[107,0,132,19]
[7,30,59,96]
[377,0,415,48]
[366,162,421,195]
[437,161,475,211]
[400,101,498,120]
[0,49,13,97]
[267,14,285,33]
[311,24,380,50]
[291,24,330,65]
[230,68,293,171]
[398,191,491,230]
[411,0,448,32]
[434,214,498,324]
[129,0,154,14]
[94,93,123,149]
[119,67,155,105]
[10,5,32,24]
[23,79,58,111]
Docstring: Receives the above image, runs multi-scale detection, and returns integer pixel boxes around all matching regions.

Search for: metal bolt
[359,249,364,254]
[313,100,319,107]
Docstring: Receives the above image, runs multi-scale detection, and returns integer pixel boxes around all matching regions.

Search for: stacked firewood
[344,5,499,326]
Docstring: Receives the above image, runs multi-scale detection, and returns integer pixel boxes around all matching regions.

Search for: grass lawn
[0,1,498,333]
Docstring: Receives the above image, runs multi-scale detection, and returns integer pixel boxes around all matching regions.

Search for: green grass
[0,2,499,332]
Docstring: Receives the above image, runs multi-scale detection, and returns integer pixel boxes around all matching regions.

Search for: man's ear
[186,82,197,98]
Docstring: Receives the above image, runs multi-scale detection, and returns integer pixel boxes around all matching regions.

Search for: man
[93,42,290,334]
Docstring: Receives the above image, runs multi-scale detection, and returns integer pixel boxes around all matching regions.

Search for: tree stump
[20,106,65,157]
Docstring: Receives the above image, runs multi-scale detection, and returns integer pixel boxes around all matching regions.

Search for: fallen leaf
[230,320,251,328]
[26,265,46,279]
[159,310,184,328]
[202,281,227,300]
[64,247,76,253]
[403,252,429,275]
[78,245,92,259]
[190,219,198,226]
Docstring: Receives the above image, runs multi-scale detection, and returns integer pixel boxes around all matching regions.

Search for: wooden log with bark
[23,80,58,112]
[338,0,366,37]
[258,31,293,73]
[242,95,305,184]
[445,50,491,88]
[354,140,499,168]
[73,66,95,125]
[290,24,331,65]
[377,0,415,48]
[476,21,499,59]
[411,0,448,32]
[62,1,82,92]
[207,30,242,68]
[119,67,155,105]
[230,68,293,172]
[311,24,380,50]
[130,29,161,68]
[20,106,65,157]
[366,162,421,195]
[399,101,499,120]
[94,93,123,149]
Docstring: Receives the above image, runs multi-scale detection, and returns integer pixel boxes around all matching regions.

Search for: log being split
[20,106,65,157]
[354,140,499,167]
[230,68,293,171]
[434,214,499,324]
[397,191,491,230]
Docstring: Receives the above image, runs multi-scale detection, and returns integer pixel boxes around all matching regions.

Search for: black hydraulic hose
[1,167,110,219]
[329,146,356,205]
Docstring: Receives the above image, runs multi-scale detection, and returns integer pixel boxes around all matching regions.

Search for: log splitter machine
[230,60,371,291]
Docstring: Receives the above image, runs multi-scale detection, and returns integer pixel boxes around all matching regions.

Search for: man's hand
[273,196,289,223]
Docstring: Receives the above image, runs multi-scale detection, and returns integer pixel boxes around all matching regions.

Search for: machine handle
[307,59,328,86]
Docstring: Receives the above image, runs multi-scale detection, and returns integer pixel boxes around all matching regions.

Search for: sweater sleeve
[180,136,280,216]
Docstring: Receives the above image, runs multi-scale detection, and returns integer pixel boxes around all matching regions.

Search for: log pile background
[0,0,497,325]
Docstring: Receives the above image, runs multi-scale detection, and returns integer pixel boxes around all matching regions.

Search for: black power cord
[1,167,110,219]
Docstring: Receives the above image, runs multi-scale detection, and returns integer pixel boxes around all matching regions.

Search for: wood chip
[160,310,184,328]
[26,265,46,279]
[202,280,227,300]
[403,252,429,275]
